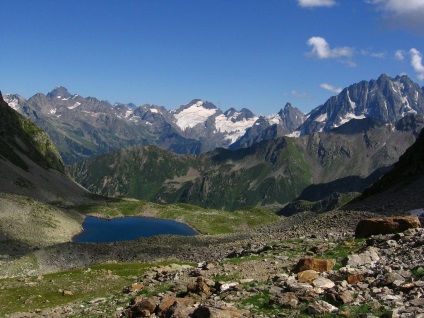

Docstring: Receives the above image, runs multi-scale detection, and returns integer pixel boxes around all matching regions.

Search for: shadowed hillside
[346,127,424,213]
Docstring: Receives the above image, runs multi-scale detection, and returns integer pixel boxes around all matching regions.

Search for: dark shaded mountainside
[0,91,105,254]
[69,114,424,211]
[346,126,424,213]
[0,92,92,205]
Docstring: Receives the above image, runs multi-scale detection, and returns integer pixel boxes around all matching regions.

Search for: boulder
[355,216,421,238]
[347,274,365,284]
[187,276,211,296]
[270,292,299,308]
[343,247,380,268]
[312,277,335,289]
[307,300,339,314]
[293,258,335,273]
[297,270,319,283]
[337,291,355,304]
[158,298,196,318]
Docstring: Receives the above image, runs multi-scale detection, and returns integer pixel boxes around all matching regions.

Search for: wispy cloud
[290,89,311,98]
[395,49,405,61]
[307,37,353,59]
[410,48,424,80]
[361,49,386,59]
[366,0,424,33]
[320,83,342,94]
[297,0,336,8]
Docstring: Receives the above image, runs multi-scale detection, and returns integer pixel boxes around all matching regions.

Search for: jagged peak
[284,102,293,109]
[47,86,71,99]
[224,107,255,119]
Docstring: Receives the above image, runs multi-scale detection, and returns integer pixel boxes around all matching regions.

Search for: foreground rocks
[122,228,424,317]
[118,227,424,318]
[3,213,424,317]
[355,216,421,238]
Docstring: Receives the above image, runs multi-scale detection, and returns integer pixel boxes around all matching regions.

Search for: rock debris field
[3,212,423,318]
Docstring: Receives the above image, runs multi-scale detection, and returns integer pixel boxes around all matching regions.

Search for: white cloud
[298,0,336,8]
[307,37,354,59]
[410,48,424,80]
[361,49,386,59]
[291,90,310,99]
[395,50,405,60]
[367,0,424,33]
[320,83,342,94]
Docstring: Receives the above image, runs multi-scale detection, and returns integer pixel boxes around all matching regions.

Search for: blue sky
[1,0,424,114]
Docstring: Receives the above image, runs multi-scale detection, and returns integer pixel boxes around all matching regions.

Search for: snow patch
[68,102,81,110]
[125,110,133,118]
[50,108,57,114]
[315,113,327,122]
[150,108,159,113]
[215,114,258,143]
[174,101,217,130]
[4,95,19,111]
[62,97,70,101]
[346,89,356,110]
[266,114,280,125]
[129,116,141,122]
[338,113,366,126]
[285,131,300,138]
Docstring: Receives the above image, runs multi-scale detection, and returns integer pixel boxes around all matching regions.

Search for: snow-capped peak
[174,100,218,130]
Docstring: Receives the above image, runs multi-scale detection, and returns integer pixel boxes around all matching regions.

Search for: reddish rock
[347,274,365,284]
[293,258,335,273]
[355,216,421,238]
[130,298,157,316]
[157,297,196,317]
[123,282,144,293]
[187,276,211,296]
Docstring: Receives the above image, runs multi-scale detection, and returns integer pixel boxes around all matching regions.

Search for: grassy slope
[76,199,280,235]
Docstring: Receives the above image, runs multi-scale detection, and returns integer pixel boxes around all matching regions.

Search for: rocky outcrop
[355,216,421,238]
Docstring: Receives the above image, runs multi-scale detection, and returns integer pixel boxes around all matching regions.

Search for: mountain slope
[0,91,97,253]
[69,115,424,210]
[346,125,424,213]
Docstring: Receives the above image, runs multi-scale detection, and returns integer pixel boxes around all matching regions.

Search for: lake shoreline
[72,215,199,243]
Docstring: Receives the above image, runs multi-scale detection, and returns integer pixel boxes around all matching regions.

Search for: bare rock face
[355,216,421,238]
[293,258,335,273]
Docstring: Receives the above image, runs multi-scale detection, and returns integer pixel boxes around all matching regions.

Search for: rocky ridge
[5,74,424,164]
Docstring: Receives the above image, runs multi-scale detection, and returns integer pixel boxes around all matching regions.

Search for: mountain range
[69,114,424,210]
[6,74,423,164]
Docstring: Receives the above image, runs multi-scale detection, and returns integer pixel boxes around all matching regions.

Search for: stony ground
[2,209,423,317]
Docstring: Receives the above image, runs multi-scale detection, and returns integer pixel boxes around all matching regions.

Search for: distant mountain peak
[47,86,71,99]
[284,102,293,109]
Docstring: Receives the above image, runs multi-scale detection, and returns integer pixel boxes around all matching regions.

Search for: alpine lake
[73,216,198,243]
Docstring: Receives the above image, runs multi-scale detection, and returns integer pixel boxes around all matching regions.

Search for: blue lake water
[73,216,198,243]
